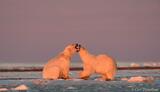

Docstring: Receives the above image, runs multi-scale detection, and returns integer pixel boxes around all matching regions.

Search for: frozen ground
[0,70,160,92]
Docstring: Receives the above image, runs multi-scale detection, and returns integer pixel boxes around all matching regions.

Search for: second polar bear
[78,46,117,81]
[42,44,80,80]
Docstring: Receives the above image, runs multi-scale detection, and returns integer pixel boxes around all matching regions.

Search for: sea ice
[32,79,48,85]
[127,76,154,83]
[130,63,140,67]
[70,78,83,81]
[0,88,8,91]
[121,77,128,81]
[12,84,29,91]
[66,86,77,90]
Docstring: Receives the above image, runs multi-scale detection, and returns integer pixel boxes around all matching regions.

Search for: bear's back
[96,54,117,71]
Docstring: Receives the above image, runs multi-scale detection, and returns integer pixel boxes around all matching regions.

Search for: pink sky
[0,0,160,63]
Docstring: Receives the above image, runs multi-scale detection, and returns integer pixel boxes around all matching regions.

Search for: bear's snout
[75,43,81,52]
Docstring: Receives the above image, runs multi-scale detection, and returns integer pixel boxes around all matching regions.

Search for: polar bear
[42,44,80,80]
[78,46,117,81]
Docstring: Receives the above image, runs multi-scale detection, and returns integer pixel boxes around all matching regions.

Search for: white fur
[42,44,77,80]
[79,47,117,80]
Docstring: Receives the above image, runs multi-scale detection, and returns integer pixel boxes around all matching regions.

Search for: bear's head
[64,43,81,56]
[75,44,88,54]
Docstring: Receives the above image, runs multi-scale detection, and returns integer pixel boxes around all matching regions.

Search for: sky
[0,0,160,64]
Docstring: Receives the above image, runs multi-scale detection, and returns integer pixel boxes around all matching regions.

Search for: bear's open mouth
[75,43,81,52]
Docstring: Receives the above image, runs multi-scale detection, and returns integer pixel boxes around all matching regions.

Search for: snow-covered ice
[127,76,154,83]
[0,70,159,92]
[121,76,154,83]
[0,88,8,91]
[12,84,29,91]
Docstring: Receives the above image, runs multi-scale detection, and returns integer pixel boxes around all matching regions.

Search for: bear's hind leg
[95,74,110,81]
[79,71,91,80]
[105,72,114,81]
[43,67,60,80]
[61,69,70,80]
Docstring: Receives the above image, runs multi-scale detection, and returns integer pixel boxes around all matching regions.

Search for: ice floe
[121,76,154,83]
[130,63,140,67]
[12,84,28,91]
[121,77,128,81]
[67,86,77,90]
[0,88,8,91]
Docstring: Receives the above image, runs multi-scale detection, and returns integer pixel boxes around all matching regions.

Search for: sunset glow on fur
[79,46,117,80]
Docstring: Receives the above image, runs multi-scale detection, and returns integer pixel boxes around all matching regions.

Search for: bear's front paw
[80,76,89,80]
[62,76,70,80]
[79,71,90,80]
